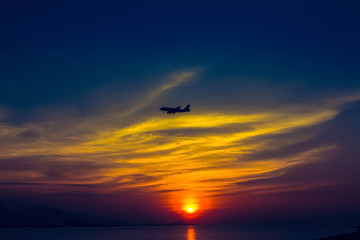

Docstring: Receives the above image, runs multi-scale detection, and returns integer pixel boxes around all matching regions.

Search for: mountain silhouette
[0,204,95,228]
[0,205,195,228]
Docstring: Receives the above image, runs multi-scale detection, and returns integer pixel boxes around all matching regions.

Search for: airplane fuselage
[160,105,191,115]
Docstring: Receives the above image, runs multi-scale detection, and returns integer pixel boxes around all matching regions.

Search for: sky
[0,0,360,226]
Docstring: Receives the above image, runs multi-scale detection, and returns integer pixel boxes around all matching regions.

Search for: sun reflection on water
[187,226,196,240]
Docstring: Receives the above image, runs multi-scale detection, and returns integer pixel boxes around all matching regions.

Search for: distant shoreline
[0,223,198,229]
[0,205,196,229]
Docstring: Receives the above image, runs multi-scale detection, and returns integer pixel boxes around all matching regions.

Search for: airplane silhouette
[160,104,191,115]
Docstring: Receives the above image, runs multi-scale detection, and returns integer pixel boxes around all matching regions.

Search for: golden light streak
[0,73,358,215]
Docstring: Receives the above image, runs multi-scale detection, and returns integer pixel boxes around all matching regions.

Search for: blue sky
[1,0,359,110]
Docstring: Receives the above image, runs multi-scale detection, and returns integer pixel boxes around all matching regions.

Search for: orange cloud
[0,71,358,216]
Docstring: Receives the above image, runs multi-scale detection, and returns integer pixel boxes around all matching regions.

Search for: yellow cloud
[0,70,358,214]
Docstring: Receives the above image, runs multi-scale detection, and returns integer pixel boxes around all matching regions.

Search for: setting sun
[181,198,199,215]
[183,204,198,215]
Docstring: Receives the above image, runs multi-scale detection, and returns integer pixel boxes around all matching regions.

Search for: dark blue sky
[1,0,359,109]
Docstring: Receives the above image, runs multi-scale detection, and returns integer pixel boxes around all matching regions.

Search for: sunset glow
[0,78,358,221]
[1,1,360,231]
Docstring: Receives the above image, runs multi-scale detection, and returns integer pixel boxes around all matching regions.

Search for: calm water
[0,225,351,240]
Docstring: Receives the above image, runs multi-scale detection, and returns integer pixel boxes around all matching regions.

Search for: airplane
[160,104,191,115]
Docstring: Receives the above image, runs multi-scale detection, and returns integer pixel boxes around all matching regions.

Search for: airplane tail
[184,104,191,111]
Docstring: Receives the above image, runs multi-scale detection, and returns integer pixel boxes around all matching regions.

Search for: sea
[0,225,351,240]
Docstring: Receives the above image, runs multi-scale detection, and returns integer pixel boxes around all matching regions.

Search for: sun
[182,198,199,215]
[184,204,197,214]
[187,207,194,213]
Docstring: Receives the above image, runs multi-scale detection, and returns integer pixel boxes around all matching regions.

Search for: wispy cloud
[0,70,359,214]
[118,71,197,117]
